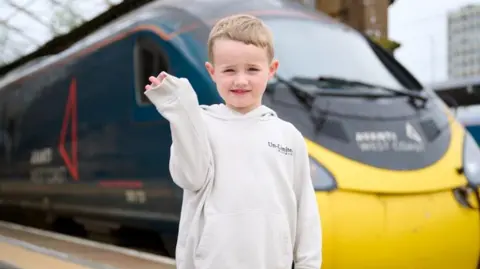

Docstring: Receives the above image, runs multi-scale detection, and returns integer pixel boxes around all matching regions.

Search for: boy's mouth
[230,89,251,94]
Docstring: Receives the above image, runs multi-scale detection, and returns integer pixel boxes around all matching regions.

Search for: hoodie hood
[200,104,277,121]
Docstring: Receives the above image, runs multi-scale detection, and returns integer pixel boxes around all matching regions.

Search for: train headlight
[463,131,480,186]
[309,157,337,191]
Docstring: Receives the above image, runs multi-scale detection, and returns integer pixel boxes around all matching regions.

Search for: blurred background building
[298,0,401,52]
[447,4,480,79]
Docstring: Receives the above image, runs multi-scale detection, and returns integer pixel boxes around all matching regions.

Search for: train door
[130,33,183,220]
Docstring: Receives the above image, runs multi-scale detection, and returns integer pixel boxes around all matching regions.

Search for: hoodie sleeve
[292,129,322,269]
[144,74,214,192]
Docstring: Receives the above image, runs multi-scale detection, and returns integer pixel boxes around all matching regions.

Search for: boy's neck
[226,103,261,115]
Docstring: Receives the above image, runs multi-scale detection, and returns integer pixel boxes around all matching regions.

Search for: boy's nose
[233,74,248,86]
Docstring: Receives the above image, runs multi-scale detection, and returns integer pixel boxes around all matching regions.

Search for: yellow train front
[305,116,480,268]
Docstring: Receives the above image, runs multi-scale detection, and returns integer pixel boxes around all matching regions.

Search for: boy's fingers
[149,76,161,85]
[158,72,167,81]
[145,72,170,91]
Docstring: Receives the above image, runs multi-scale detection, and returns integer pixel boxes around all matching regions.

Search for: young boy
[144,14,322,269]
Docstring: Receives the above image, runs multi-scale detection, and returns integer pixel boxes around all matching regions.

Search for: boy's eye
[249,68,260,71]
[224,69,234,73]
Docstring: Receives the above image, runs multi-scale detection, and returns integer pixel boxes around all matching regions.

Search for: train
[1,0,480,268]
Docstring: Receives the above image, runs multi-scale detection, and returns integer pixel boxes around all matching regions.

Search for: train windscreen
[263,17,406,91]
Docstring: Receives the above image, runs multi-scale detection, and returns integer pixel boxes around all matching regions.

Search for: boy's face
[205,39,279,114]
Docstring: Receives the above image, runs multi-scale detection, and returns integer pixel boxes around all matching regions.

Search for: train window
[134,36,169,105]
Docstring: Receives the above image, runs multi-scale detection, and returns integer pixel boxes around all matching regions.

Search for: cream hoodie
[144,74,322,269]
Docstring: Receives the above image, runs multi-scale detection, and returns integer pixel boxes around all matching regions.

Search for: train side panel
[0,28,210,231]
[0,33,156,224]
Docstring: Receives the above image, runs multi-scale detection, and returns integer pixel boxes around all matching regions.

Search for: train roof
[429,76,480,108]
[0,0,336,90]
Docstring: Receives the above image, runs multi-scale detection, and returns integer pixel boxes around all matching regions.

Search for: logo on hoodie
[268,142,293,156]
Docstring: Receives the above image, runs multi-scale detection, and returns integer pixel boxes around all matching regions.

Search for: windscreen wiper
[272,74,395,99]
[293,75,428,103]
[270,74,331,134]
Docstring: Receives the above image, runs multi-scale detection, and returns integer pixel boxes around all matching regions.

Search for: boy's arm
[144,74,214,192]
[292,130,322,269]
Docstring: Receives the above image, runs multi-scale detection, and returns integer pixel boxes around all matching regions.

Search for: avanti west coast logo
[268,142,293,156]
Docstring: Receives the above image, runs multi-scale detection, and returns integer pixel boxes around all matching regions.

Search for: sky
[388,0,480,86]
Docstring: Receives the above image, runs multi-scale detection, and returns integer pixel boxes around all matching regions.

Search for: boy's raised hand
[145,71,167,91]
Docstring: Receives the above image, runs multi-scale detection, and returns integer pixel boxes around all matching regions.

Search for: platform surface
[0,221,176,269]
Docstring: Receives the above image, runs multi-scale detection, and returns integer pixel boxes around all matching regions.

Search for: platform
[0,220,176,269]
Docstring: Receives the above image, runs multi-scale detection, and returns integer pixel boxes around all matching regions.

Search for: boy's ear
[268,59,279,79]
[205,62,216,82]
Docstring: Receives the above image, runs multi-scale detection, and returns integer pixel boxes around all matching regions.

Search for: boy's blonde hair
[207,14,275,63]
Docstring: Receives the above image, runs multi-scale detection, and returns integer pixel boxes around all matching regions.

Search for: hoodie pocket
[195,210,293,269]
